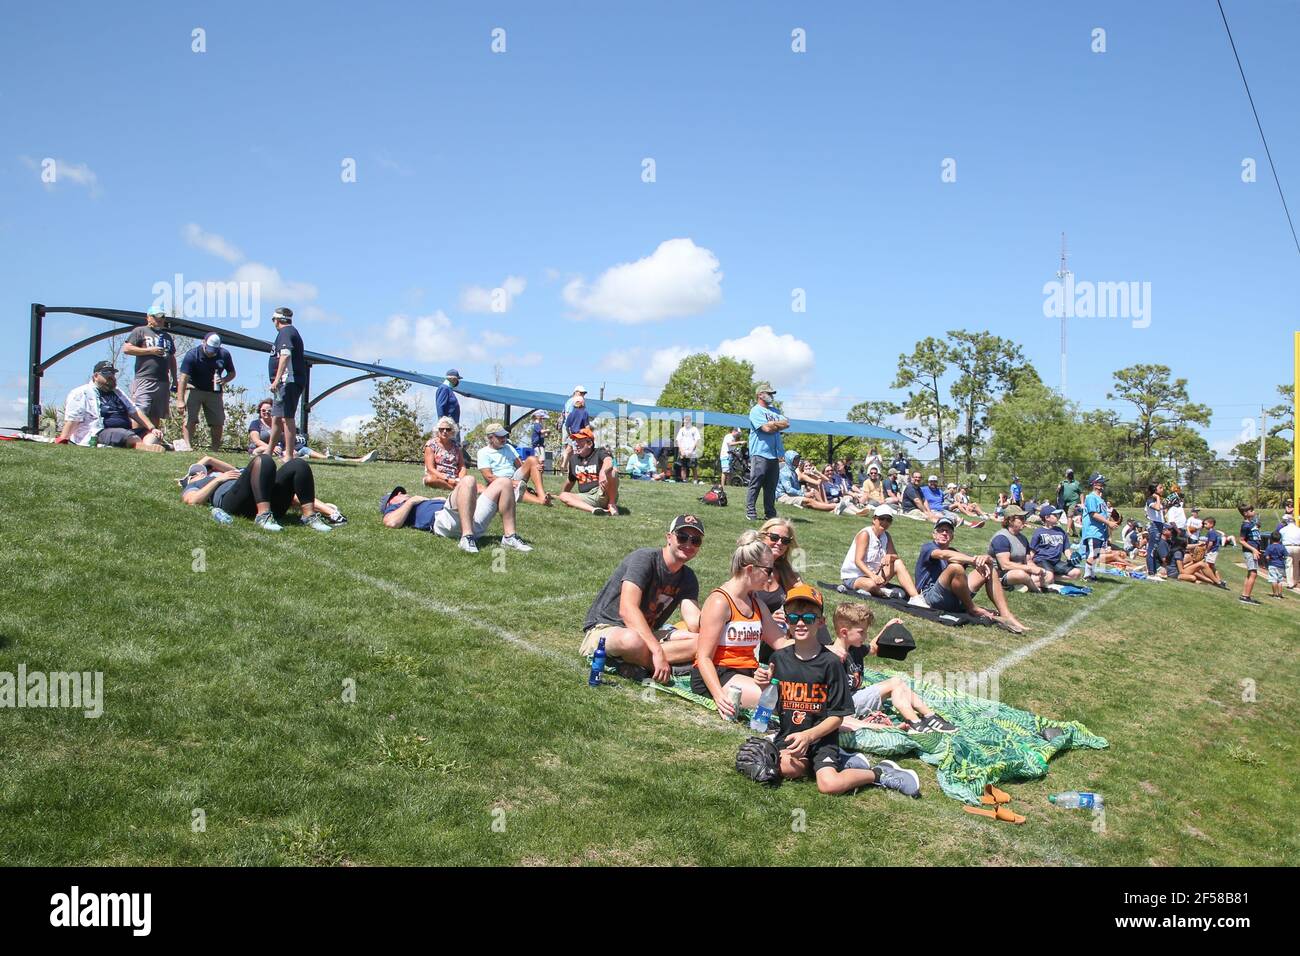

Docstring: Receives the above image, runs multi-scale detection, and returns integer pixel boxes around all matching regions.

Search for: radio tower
[1057,232,1070,398]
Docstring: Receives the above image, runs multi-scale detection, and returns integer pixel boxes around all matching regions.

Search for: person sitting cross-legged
[1028,505,1082,583]
[476,422,552,506]
[914,517,1028,633]
[580,515,706,683]
[987,505,1048,593]
[558,427,620,516]
[839,505,925,604]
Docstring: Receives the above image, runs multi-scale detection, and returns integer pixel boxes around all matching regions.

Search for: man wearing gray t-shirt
[123,307,177,425]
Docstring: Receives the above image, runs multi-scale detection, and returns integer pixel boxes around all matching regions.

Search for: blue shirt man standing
[435,369,461,426]
[745,381,790,521]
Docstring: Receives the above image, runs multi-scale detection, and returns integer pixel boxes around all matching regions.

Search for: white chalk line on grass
[985,584,1127,680]
[252,535,742,736]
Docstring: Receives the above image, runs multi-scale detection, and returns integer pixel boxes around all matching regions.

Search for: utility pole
[600,382,605,400]
[1057,232,1070,398]
[1258,406,1267,482]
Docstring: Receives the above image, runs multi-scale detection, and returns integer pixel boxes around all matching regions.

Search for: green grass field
[1,442,1296,866]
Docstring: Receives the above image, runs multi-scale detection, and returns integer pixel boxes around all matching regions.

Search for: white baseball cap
[928,474,939,482]
[573,385,587,394]
[873,504,896,518]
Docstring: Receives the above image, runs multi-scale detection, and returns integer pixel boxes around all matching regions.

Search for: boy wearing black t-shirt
[757,584,920,797]
[1239,504,1263,605]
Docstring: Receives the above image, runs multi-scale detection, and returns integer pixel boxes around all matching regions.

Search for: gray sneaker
[842,751,873,772]
[872,759,921,798]
[302,514,333,533]
[254,512,282,532]
[458,536,479,554]
[501,534,534,552]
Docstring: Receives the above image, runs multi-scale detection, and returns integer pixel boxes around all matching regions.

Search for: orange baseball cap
[784,583,823,608]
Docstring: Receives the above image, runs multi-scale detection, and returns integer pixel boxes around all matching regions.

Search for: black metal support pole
[826,434,833,464]
[504,404,512,431]
[26,304,44,433]
[300,363,310,439]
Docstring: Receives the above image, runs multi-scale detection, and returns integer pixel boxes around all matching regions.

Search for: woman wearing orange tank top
[692,531,786,719]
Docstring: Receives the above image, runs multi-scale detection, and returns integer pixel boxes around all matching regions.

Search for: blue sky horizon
[2,1,1296,458]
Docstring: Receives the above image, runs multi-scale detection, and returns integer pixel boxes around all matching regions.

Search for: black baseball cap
[93,360,117,376]
[873,620,917,661]
[669,514,704,536]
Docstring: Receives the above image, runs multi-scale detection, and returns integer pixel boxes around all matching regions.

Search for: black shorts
[690,665,753,697]
[271,382,302,419]
[777,736,843,776]
[97,426,148,447]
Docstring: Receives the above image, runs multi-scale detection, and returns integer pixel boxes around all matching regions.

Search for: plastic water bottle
[588,636,606,686]
[749,680,780,732]
[1049,791,1103,810]
[210,508,234,525]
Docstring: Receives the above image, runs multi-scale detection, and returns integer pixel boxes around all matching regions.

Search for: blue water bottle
[588,636,607,686]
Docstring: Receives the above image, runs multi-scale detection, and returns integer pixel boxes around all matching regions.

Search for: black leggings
[221,455,316,520]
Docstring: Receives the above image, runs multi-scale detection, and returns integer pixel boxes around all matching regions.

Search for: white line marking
[985,585,1126,679]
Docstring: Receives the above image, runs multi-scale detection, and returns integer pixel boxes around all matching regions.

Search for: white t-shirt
[676,426,701,457]
[720,433,737,459]
[1186,516,1203,537]
[1166,505,1187,530]
[841,527,890,580]
[1281,522,1300,548]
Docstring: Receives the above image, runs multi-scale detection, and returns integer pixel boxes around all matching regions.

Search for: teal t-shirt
[1081,492,1108,541]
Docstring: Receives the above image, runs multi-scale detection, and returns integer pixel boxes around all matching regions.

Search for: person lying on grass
[693,531,787,716]
[839,505,926,605]
[476,422,553,506]
[178,454,335,532]
[378,485,532,553]
[913,517,1028,633]
[987,505,1048,593]
[754,583,920,797]
[827,600,956,734]
[1029,505,1082,584]
[580,515,705,683]
[558,427,620,516]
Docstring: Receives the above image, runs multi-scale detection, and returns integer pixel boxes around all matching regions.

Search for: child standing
[1265,532,1288,600]
[1239,505,1263,605]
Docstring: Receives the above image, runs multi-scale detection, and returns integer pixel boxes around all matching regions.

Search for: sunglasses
[749,565,776,577]
[765,532,792,545]
[674,532,703,547]
[437,427,454,432]
[787,612,820,625]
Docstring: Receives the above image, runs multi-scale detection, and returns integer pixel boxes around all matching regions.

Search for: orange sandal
[981,784,1012,805]
[963,804,1025,824]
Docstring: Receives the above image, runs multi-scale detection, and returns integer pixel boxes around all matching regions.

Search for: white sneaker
[358,450,378,463]
[501,534,533,553]
[907,594,930,609]
[458,536,479,554]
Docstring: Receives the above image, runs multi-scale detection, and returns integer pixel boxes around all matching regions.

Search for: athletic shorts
[777,494,805,507]
[777,737,843,777]
[1206,551,1218,566]
[922,581,965,614]
[1268,567,1284,585]
[271,381,302,419]
[575,488,610,509]
[1034,557,1073,577]
[852,684,884,717]
[689,665,754,698]
[1083,538,1105,561]
[130,377,170,422]
[1244,552,1259,572]
[97,426,148,447]
[720,455,731,472]
[185,388,225,429]
[432,491,499,539]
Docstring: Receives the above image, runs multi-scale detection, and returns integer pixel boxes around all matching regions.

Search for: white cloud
[600,347,642,373]
[716,325,816,386]
[232,262,319,304]
[334,413,374,436]
[643,345,699,389]
[22,155,101,196]
[375,312,540,368]
[782,386,843,421]
[563,238,723,323]
[460,275,526,313]
[182,223,244,264]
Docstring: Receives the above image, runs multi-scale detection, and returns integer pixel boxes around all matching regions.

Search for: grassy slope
[0,443,1296,866]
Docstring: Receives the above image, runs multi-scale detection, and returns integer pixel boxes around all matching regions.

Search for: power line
[1216,0,1300,258]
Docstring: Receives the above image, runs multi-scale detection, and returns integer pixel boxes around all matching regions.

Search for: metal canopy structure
[25,305,912,458]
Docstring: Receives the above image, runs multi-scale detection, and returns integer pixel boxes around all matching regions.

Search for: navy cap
[379,485,407,512]
[445,369,461,378]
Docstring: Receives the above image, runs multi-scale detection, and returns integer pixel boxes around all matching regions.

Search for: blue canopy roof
[449,379,912,443]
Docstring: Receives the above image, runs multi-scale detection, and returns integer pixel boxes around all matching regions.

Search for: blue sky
[2,1,1296,456]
